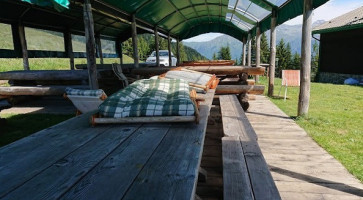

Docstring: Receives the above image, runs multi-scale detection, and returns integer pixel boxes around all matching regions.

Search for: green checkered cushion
[65,87,104,97]
[99,79,195,118]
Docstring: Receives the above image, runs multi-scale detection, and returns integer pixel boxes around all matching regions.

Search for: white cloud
[284,0,363,25]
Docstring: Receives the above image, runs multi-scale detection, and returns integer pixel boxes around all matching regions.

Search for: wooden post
[255,24,261,83]
[83,0,99,89]
[64,30,74,70]
[154,27,160,67]
[247,32,251,67]
[11,24,23,62]
[18,24,29,70]
[95,34,103,64]
[168,34,172,67]
[116,39,123,65]
[131,14,139,69]
[298,0,313,116]
[268,9,277,97]
[176,39,180,65]
[242,37,246,66]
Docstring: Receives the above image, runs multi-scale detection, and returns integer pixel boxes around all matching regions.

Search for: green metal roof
[3,0,330,42]
[97,0,330,40]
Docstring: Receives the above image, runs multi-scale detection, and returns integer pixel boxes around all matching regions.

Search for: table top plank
[2,124,141,200]
[60,124,171,200]
[123,90,215,200]
[0,113,109,197]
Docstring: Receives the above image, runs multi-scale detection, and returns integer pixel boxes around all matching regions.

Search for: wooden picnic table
[0,89,215,200]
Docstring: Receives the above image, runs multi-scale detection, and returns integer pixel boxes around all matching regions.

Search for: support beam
[242,37,247,66]
[132,66,265,76]
[268,9,277,97]
[131,14,139,69]
[116,39,123,65]
[95,34,103,64]
[247,32,252,67]
[83,0,99,89]
[168,34,172,67]
[64,30,74,70]
[18,24,29,70]
[11,24,22,59]
[216,85,265,95]
[154,27,160,67]
[176,39,180,65]
[255,24,261,83]
[298,0,313,116]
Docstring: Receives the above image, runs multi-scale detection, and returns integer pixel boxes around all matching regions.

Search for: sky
[183,0,363,42]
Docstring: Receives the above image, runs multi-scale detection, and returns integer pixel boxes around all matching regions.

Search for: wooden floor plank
[246,96,363,199]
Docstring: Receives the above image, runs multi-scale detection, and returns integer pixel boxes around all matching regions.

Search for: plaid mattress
[99,79,195,118]
[65,87,104,97]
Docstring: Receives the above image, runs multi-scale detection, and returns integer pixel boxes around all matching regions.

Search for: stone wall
[318,72,363,84]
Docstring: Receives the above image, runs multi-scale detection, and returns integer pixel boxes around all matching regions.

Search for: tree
[218,46,231,60]
[212,53,217,60]
[311,41,319,81]
[178,42,187,62]
[159,38,168,50]
[260,33,270,63]
[276,39,292,77]
[291,52,301,69]
[137,36,150,61]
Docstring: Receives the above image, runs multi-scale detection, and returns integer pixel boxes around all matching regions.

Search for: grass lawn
[0,56,134,72]
[0,113,73,147]
[258,76,363,182]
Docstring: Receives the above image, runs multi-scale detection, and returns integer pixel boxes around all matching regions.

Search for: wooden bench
[219,95,281,200]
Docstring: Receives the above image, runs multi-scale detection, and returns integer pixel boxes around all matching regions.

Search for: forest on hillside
[212,32,319,80]
[121,34,206,62]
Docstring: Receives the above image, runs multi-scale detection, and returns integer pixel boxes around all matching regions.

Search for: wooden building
[313,6,363,84]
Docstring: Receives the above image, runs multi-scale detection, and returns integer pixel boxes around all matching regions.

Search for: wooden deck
[0,90,215,200]
[245,96,363,200]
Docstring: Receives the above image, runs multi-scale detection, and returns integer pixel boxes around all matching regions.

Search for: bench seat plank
[219,95,257,141]
[220,95,281,200]
[222,136,254,200]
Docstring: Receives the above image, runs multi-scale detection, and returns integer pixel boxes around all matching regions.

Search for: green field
[0,56,134,72]
[259,77,363,182]
[0,23,134,72]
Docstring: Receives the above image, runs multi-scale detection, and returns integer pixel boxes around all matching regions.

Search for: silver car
[146,50,177,67]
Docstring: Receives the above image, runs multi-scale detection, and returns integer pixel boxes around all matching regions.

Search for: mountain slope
[183,21,325,61]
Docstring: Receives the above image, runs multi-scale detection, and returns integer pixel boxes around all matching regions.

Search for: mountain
[183,20,325,61]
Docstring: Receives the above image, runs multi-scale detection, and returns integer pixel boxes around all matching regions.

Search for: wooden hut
[313,6,363,84]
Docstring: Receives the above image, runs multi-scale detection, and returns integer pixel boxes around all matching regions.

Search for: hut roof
[313,6,363,34]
